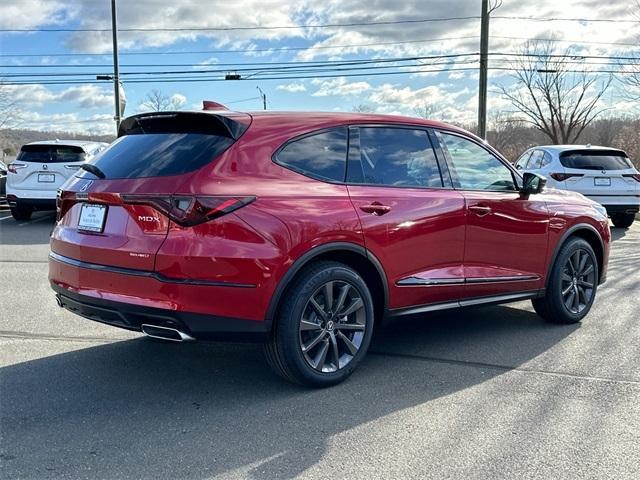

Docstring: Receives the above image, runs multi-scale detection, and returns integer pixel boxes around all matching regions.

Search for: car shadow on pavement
[0,304,578,479]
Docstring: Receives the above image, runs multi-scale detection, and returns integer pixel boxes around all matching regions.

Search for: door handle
[360,202,392,216]
[469,205,492,217]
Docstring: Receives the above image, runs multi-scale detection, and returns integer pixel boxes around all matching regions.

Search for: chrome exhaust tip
[141,324,195,342]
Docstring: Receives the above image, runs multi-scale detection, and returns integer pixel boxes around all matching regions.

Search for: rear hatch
[558,149,640,197]
[9,144,87,192]
[51,111,251,271]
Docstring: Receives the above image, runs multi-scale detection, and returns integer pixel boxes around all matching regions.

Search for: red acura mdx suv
[50,107,610,387]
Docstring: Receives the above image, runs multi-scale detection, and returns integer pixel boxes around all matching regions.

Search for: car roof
[535,145,624,153]
[242,110,463,131]
[23,140,108,149]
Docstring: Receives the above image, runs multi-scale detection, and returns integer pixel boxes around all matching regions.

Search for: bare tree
[498,41,612,144]
[351,103,375,113]
[0,80,20,130]
[618,2,640,103]
[412,103,436,119]
[139,89,185,112]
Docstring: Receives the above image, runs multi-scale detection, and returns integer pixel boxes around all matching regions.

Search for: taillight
[8,163,26,174]
[622,173,640,182]
[550,173,584,181]
[121,195,256,227]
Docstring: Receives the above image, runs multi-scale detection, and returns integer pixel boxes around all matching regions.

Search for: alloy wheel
[560,248,596,314]
[298,280,367,373]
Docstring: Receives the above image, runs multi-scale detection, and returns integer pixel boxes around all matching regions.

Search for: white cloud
[277,82,307,92]
[311,77,371,96]
[0,1,71,29]
[170,93,187,108]
[4,84,112,108]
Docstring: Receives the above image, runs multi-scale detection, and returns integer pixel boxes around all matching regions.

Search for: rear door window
[560,150,633,170]
[18,145,85,163]
[526,150,544,169]
[275,128,348,182]
[347,127,443,187]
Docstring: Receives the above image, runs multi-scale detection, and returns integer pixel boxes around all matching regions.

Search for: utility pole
[478,0,489,139]
[256,86,267,110]
[111,0,121,133]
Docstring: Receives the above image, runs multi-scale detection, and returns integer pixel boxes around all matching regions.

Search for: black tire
[532,237,598,324]
[611,213,635,229]
[10,206,32,221]
[264,261,375,387]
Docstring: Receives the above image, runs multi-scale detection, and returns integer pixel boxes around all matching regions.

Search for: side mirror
[521,172,546,195]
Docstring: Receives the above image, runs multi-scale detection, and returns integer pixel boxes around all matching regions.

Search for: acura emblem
[80,180,93,192]
[42,164,48,170]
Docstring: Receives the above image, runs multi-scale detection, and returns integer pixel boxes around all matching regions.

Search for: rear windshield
[84,133,234,179]
[560,150,632,170]
[18,144,85,163]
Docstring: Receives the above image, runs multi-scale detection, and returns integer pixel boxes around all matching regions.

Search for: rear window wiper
[80,163,106,179]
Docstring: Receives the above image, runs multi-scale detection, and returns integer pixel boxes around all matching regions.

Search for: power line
[1,15,635,33]
[0,16,481,33]
[1,35,635,59]
[2,65,631,87]
[3,52,638,73]
[0,36,480,58]
[492,16,639,23]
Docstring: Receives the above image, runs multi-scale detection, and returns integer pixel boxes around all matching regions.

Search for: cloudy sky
[0,0,638,135]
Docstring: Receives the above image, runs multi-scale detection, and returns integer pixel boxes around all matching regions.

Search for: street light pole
[477,0,489,139]
[256,86,267,110]
[111,0,121,133]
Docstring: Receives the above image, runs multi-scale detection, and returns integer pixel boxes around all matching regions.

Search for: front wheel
[264,261,375,387]
[611,213,635,229]
[532,237,598,324]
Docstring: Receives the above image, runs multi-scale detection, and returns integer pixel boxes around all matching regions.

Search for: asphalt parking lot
[0,210,638,480]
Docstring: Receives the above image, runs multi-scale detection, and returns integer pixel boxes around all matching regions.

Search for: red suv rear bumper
[49,252,271,341]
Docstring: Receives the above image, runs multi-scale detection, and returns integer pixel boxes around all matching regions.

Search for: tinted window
[18,145,85,164]
[348,127,442,187]
[540,151,552,168]
[515,151,531,170]
[526,150,544,169]
[81,133,234,179]
[276,128,347,182]
[438,132,516,191]
[560,150,632,170]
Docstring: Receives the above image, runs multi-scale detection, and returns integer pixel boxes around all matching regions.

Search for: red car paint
[49,110,610,339]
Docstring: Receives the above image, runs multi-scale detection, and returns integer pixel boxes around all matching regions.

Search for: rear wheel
[10,206,33,221]
[611,213,635,229]
[532,237,598,324]
[264,261,374,387]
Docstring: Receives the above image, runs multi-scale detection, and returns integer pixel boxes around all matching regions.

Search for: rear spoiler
[118,111,250,140]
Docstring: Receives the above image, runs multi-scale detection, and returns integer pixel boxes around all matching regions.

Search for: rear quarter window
[275,128,348,182]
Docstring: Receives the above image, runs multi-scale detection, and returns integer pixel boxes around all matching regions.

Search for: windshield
[560,150,632,170]
[18,145,86,163]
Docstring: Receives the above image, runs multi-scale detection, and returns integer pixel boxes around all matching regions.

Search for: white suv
[7,140,108,220]
[515,145,640,228]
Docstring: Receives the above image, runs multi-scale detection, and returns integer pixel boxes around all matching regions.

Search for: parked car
[515,145,640,228]
[0,160,7,199]
[6,140,108,220]
[50,109,610,387]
